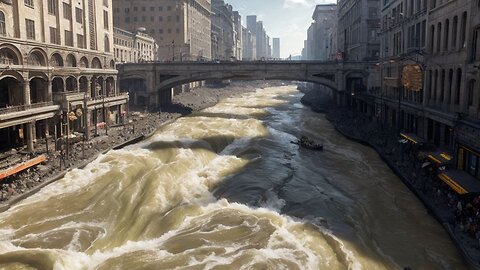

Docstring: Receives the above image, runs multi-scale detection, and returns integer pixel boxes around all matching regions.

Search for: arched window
[0,12,5,36]
[451,16,458,50]
[455,68,462,105]
[429,25,435,53]
[437,22,442,54]
[468,80,476,106]
[104,35,110,52]
[444,19,449,51]
[460,12,467,48]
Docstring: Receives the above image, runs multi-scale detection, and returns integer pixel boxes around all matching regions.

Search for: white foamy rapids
[34,200,361,270]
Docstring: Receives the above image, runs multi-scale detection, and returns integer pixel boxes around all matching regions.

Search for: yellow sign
[402,65,423,91]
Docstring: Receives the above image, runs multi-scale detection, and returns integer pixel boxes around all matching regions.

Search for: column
[86,77,92,98]
[47,80,53,102]
[26,121,34,152]
[23,81,31,106]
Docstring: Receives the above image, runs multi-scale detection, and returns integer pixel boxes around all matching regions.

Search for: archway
[106,77,115,96]
[109,60,115,69]
[29,77,48,103]
[120,77,147,107]
[27,49,47,66]
[52,77,64,93]
[65,54,77,67]
[0,46,21,65]
[92,57,102,69]
[79,76,89,93]
[79,57,89,68]
[0,77,23,108]
[66,76,77,92]
[50,53,64,67]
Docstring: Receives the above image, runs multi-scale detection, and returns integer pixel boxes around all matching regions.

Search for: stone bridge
[118,61,378,109]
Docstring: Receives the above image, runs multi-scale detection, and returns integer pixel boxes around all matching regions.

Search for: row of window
[47,0,109,30]
[123,15,180,23]
[426,68,462,105]
[115,6,173,13]
[429,12,468,55]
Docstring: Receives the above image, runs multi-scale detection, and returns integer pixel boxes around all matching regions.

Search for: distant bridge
[118,61,378,109]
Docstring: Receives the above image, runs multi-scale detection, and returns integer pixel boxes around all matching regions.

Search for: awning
[425,151,453,166]
[400,133,425,145]
[0,155,47,181]
[438,170,480,195]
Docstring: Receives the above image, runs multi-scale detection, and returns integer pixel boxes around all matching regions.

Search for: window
[125,17,130,23]
[455,68,462,104]
[452,16,458,49]
[24,0,34,7]
[104,11,109,29]
[133,6,138,11]
[49,27,59,44]
[150,7,154,11]
[65,30,73,46]
[176,15,180,22]
[460,12,467,48]
[142,16,146,22]
[142,7,146,11]
[150,16,154,22]
[77,34,85,48]
[159,29,163,34]
[0,12,5,36]
[133,17,137,22]
[436,22,442,54]
[105,35,110,52]
[473,28,480,61]
[158,6,163,11]
[63,2,71,20]
[444,19,449,51]
[25,19,35,40]
[159,16,163,22]
[167,6,172,11]
[167,16,171,22]
[125,8,129,13]
[468,80,476,106]
[76,8,83,24]
[48,0,57,14]
[167,28,172,34]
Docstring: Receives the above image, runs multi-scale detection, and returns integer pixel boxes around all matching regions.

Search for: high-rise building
[272,38,280,59]
[0,0,128,152]
[113,0,212,61]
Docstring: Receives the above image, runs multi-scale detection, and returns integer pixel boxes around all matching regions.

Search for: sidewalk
[325,107,480,270]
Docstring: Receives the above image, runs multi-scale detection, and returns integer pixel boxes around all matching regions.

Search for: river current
[0,85,467,269]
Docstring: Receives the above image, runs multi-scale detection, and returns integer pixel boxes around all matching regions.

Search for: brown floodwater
[0,85,467,269]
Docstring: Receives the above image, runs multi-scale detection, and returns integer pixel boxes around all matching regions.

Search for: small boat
[291,136,323,151]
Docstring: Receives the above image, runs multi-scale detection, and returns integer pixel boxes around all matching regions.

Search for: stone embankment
[0,81,274,209]
[301,90,480,270]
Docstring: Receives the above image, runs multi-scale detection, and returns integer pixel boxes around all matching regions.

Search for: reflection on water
[0,86,467,269]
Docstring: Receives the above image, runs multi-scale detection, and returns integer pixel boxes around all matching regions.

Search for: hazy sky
[226,0,336,58]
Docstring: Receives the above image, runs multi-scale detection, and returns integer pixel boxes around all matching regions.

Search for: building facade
[113,0,212,61]
[242,26,256,60]
[113,27,158,64]
[211,0,234,60]
[350,0,480,190]
[0,0,127,152]
[272,38,280,59]
[337,0,380,60]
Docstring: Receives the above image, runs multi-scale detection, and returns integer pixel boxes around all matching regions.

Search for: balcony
[0,102,59,129]
[87,93,129,109]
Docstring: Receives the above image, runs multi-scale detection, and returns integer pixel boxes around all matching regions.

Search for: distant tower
[273,38,280,59]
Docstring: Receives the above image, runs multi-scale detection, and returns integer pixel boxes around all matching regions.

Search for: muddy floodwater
[0,85,467,269]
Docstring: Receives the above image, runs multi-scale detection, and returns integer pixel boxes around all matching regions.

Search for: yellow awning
[438,173,468,195]
[400,133,419,144]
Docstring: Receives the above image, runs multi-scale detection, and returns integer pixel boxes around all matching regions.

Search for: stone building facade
[113,0,212,61]
[337,0,380,61]
[0,0,128,152]
[113,27,158,64]
[353,0,480,186]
